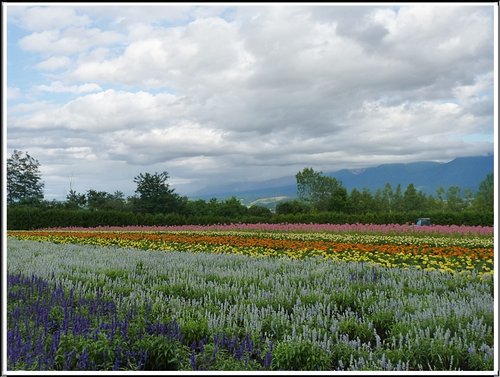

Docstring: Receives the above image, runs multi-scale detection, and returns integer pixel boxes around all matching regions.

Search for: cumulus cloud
[72,16,254,90]
[36,56,71,71]
[34,81,102,94]
[19,27,124,55]
[13,6,90,31]
[6,4,494,199]
[9,89,187,131]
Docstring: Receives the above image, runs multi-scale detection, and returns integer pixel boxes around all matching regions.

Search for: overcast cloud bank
[5,4,495,200]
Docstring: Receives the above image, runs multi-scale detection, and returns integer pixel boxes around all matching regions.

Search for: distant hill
[190,155,494,206]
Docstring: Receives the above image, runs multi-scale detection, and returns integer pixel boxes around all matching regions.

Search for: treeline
[6,169,494,230]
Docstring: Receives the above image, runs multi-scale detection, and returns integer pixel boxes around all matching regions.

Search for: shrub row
[272,210,493,227]
[7,207,493,230]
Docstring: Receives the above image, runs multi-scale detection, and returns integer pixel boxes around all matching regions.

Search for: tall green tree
[382,183,394,213]
[7,150,44,204]
[132,171,186,213]
[296,168,348,212]
[403,183,428,212]
[435,187,446,211]
[474,173,494,211]
[445,186,464,212]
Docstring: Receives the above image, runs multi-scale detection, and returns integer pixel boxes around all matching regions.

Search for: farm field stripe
[8,230,494,275]
[39,223,495,236]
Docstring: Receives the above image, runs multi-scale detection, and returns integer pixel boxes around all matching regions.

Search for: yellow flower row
[7,230,493,276]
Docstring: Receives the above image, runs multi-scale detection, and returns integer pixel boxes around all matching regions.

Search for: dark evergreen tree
[65,189,87,209]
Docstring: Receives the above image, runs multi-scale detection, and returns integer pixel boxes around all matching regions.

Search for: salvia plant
[7,237,494,371]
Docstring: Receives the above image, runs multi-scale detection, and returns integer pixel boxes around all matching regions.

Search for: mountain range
[190,155,494,207]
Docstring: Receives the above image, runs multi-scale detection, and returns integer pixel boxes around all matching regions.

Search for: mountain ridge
[189,155,494,205]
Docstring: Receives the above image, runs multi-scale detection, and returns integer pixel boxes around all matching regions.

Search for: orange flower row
[8,230,493,260]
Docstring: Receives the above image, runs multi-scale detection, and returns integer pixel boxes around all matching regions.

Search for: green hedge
[7,207,493,230]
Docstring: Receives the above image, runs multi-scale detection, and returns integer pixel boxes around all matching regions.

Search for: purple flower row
[7,273,273,371]
[41,222,493,235]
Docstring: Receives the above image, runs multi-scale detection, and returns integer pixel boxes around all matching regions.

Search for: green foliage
[275,199,310,215]
[65,190,87,210]
[338,318,374,344]
[181,319,210,345]
[6,206,493,229]
[104,269,128,281]
[271,340,330,370]
[135,335,188,370]
[216,197,248,217]
[248,205,272,217]
[474,173,493,211]
[368,310,395,339]
[55,332,124,370]
[191,344,264,371]
[296,168,348,212]
[132,171,187,213]
[403,184,427,212]
[7,150,44,204]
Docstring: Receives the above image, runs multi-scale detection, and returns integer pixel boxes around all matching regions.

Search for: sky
[4,3,496,201]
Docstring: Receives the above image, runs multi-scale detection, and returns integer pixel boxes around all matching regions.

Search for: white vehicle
[415,217,432,226]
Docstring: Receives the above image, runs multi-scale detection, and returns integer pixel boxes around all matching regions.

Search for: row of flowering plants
[39,222,494,236]
[7,238,494,371]
[8,229,494,275]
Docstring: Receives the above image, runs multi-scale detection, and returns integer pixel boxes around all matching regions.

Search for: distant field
[6,224,495,371]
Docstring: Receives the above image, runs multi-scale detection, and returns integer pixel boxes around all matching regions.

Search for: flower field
[6,224,496,371]
[9,227,494,275]
[39,222,494,235]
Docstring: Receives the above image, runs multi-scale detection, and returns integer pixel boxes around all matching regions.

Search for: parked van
[415,218,432,226]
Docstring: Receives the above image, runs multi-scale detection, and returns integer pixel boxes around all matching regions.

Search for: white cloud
[6,5,495,199]
[15,6,90,31]
[19,27,124,55]
[72,16,254,89]
[36,56,71,71]
[10,89,186,131]
[106,123,227,164]
[453,72,493,103]
[34,81,102,94]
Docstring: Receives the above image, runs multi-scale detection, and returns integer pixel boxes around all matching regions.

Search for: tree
[296,168,348,212]
[435,187,446,211]
[403,183,427,212]
[351,188,375,213]
[275,200,310,215]
[216,197,248,218]
[7,150,44,204]
[382,183,394,213]
[445,186,464,212]
[65,189,87,209]
[474,173,493,211]
[106,191,128,211]
[132,171,186,213]
[392,184,404,212]
[248,205,272,217]
[86,189,109,211]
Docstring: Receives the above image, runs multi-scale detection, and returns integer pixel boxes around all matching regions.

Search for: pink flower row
[40,222,494,235]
